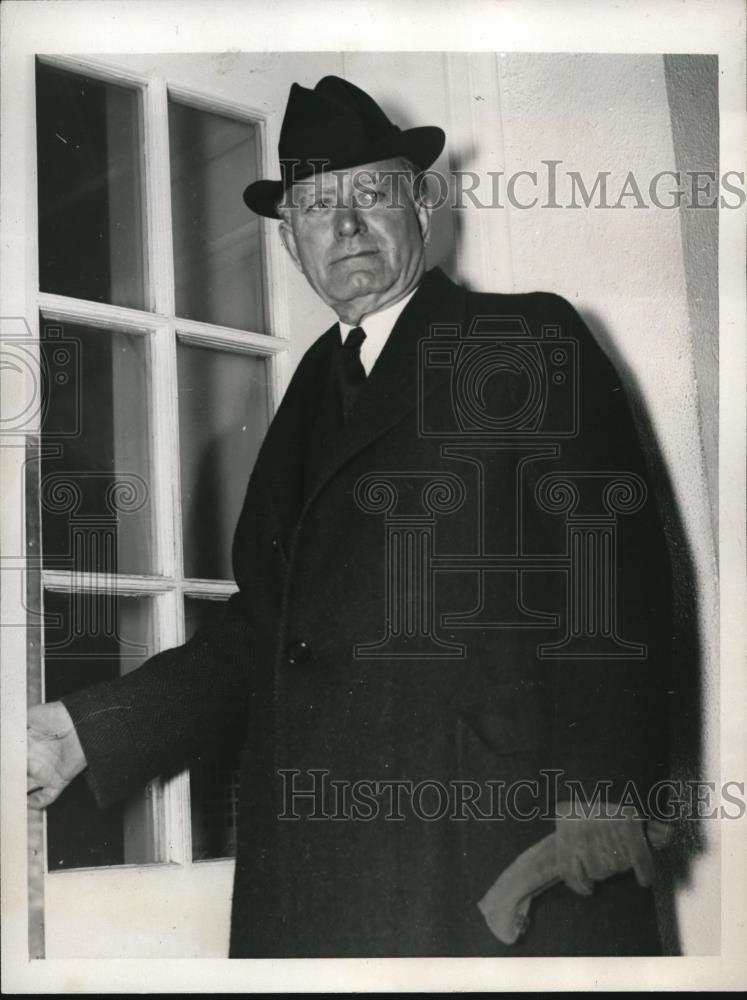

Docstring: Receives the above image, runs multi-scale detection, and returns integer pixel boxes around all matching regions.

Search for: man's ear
[279,220,304,273]
[415,197,433,246]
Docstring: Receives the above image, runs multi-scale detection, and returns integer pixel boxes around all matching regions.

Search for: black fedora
[243,75,445,220]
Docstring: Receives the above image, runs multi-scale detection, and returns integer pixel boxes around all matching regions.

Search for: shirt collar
[338,286,419,347]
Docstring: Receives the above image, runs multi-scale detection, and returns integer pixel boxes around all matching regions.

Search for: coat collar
[262,266,468,538]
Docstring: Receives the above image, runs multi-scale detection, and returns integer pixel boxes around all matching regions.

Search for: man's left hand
[554,801,654,896]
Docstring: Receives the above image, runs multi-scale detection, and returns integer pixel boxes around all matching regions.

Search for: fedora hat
[243,75,445,219]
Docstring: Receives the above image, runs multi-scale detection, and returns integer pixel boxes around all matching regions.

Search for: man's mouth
[333,250,379,263]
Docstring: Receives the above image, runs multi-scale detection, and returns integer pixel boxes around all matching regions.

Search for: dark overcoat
[64,267,672,957]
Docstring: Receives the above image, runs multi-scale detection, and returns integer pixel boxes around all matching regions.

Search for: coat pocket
[453,709,555,912]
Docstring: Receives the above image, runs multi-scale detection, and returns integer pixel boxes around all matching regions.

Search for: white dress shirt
[338,287,418,376]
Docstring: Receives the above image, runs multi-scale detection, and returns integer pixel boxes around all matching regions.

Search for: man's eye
[307,199,331,212]
[356,189,379,208]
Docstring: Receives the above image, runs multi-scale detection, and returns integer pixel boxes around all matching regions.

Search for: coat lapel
[301,267,466,515]
[259,267,467,542]
[257,325,339,539]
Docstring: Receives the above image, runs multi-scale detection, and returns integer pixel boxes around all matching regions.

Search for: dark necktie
[336,325,367,419]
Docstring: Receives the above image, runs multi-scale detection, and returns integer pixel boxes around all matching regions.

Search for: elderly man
[28,76,672,957]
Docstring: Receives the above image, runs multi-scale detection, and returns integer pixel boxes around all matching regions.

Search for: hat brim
[243,125,445,220]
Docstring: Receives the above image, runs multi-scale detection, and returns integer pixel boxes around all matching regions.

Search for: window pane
[43,591,161,870]
[36,62,146,310]
[177,342,269,580]
[185,597,241,861]
[169,100,265,331]
[40,320,154,576]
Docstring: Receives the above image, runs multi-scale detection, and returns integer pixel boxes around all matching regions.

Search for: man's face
[278,158,431,324]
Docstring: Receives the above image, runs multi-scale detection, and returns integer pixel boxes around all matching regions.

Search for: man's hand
[27,701,87,809]
[554,800,655,896]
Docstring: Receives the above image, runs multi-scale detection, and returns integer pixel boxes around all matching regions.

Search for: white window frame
[14,54,293,958]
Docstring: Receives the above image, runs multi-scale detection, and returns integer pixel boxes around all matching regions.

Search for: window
[33,58,289,885]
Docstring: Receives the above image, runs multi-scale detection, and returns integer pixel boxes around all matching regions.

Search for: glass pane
[40,320,154,576]
[177,342,269,580]
[169,100,265,331]
[43,591,161,870]
[36,62,146,310]
[185,597,241,861]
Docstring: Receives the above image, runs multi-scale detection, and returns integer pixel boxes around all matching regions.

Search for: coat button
[286,640,312,666]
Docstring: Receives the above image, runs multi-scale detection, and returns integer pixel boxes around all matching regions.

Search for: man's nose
[336,205,367,238]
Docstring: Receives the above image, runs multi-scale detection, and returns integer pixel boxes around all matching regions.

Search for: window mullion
[144,78,181,582]
[156,589,193,867]
[143,77,192,866]
[38,293,166,333]
[143,77,176,317]
[176,320,290,356]
[152,329,193,868]
[150,324,182,581]
[41,570,176,594]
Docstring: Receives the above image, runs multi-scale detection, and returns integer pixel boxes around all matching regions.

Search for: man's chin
[331,273,388,303]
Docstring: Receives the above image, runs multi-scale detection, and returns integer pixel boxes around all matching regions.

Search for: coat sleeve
[530,294,674,807]
[58,331,334,810]
[60,589,255,808]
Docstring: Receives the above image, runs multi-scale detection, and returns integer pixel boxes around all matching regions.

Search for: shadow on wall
[426,144,478,280]
[585,308,705,957]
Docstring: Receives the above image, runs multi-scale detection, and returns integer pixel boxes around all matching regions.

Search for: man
[28,76,672,957]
